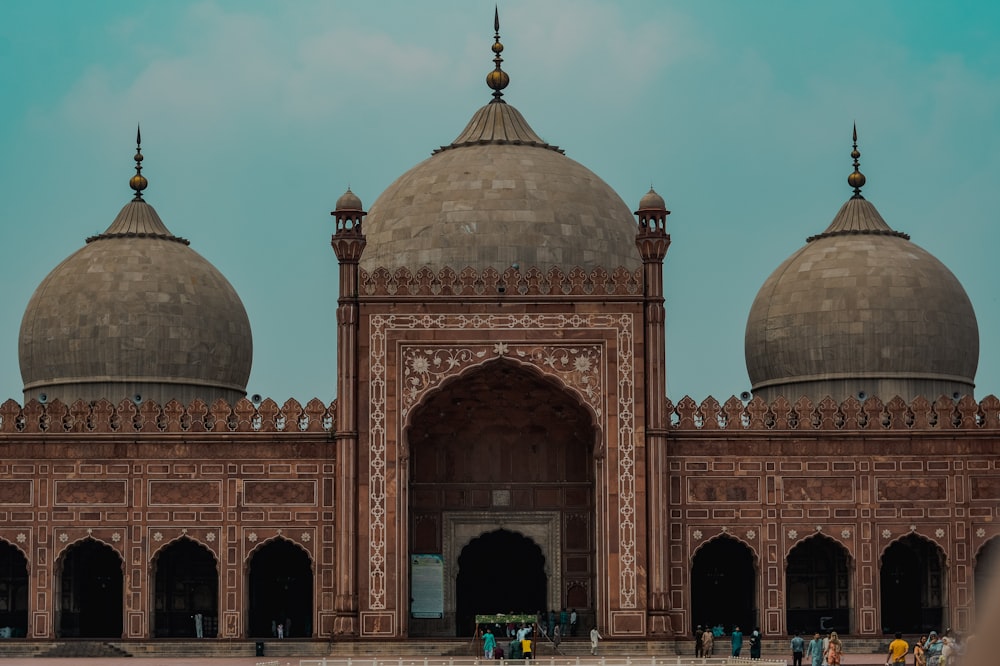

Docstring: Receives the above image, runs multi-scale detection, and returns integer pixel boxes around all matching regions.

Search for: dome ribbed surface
[745,197,979,402]
[19,199,253,405]
[360,102,640,274]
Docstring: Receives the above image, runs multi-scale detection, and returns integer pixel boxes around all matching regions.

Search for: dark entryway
[786,535,851,634]
[691,535,756,633]
[880,535,944,634]
[153,538,218,637]
[975,538,1000,615]
[456,529,546,637]
[247,538,313,638]
[58,539,123,638]
[0,541,29,638]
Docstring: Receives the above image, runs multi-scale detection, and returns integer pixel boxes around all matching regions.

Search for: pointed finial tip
[848,123,865,197]
[130,125,148,200]
[486,7,509,102]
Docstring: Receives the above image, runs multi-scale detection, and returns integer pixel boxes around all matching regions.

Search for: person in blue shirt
[790,631,805,666]
[807,632,825,666]
[731,626,744,656]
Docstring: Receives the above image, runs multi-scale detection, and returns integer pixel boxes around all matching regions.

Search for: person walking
[914,635,927,666]
[887,632,909,666]
[695,624,704,658]
[570,609,578,637]
[590,625,602,655]
[483,628,496,659]
[826,631,843,665]
[521,636,533,660]
[790,631,805,666]
[750,627,762,659]
[731,626,744,656]
[702,626,715,657]
[808,633,825,666]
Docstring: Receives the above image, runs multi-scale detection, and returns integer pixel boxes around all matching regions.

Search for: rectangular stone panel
[782,477,855,502]
[971,476,1000,500]
[876,477,947,501]
[688,477,760,502]
[244,480,316,505]
[54,480,126,505]
[0,480,32,504]
[149,480,221,505]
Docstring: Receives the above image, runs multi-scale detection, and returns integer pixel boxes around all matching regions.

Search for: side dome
[19,148,253,406]
[744,135,979,403]
[360,101,640,274]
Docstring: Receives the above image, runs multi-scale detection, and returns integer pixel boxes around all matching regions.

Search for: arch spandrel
[149,533,220,567]
[783,529,856,564]
[245,533,315,571]
[52,530,127,563]
[879,529,950,568]
[690,530,761,565]
[400,344,605,425]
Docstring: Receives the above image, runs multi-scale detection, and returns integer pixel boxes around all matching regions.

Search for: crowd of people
[692,625,971,665]
[479,610,601,660]
[887,630,970,666]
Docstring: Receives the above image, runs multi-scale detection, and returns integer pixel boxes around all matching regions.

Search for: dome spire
[130,124,148,201]
[486,6,510,103]
[848,123,866,199]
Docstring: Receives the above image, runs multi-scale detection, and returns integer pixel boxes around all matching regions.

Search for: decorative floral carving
[16,533,26,543]
[882,529,892,539]
[841,529,851,539]
[693,530,703,540]
[787,529,798,540]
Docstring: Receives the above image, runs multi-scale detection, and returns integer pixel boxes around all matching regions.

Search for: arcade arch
[152,537,218,638]
[56,538,123,638]
[691,535,756,632]
[247,538,314,638]
[786,534,851,635]
[406,361,597,636]
[0,541,28,638]
[880,534,945,634]
[974,537,1000,616]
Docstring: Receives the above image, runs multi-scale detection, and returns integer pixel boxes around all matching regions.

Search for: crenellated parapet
[668,393,1000,431]
[0,397,337,434]
[359,265,642,298]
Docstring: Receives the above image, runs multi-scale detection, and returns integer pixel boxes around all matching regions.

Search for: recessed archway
[57,539,123,638]
[691,535,756,632]
[247,538,313,638]
[880,534,945,634]
[974,538,999,617]
[786,535,851,634]
[0,541,29,638]
[407,360,596,636]
[152,537,218,637]
[455,529,546,636]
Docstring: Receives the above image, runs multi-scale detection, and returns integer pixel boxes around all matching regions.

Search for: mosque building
[1,12,998,650]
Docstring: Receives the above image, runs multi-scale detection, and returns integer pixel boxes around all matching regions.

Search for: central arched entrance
[456,529,546,635]
[57,539,123,638]
[407,360,597,637]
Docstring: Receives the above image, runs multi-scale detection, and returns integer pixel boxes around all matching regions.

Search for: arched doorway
[786,535,851,634]
[247,538,313,638]
[0,541,29,638]
[880,534,944,634]
[974,538,1000,616]
[57,539,123,638]
[407,360,596,636]
[152,538,218,637]
[691,535,756,633]
[456,529,546,636]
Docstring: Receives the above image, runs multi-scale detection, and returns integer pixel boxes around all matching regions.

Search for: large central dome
[359,22,640,275]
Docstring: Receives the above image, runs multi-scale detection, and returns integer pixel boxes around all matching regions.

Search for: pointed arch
[973,537,1000,615]
[786,533,852,635]
[151,536,219,637]
[691,534,757,632]
[879,533,946,634]
[55,537,124,638]
[0,539,29,638]
[246,536,314,638]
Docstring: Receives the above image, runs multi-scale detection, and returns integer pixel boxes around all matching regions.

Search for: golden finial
[847,123,866,199]
[486,6,510,103]
[129,124,148,201]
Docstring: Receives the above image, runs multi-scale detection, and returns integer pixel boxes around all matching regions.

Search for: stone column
[634,190,673,636]
[330,191,367,637]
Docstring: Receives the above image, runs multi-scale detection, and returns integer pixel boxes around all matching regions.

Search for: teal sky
[1,1,998,404]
